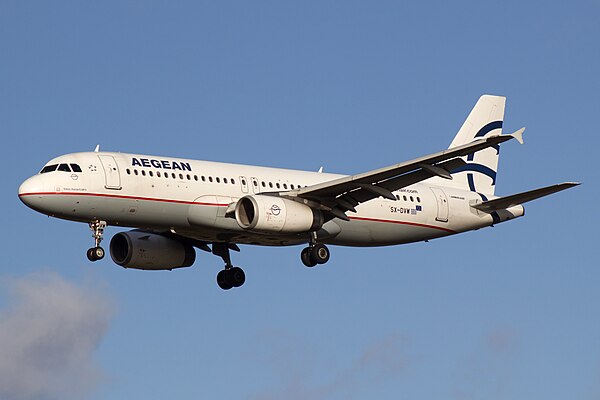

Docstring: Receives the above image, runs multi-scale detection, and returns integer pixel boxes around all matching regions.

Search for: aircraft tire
[93,246,105,260]
[217,269,233,290]
[87,248,96,262]
[87,247,104,262]
[311,244,330,264]
[231,267,246,287]
[301,247,317,267]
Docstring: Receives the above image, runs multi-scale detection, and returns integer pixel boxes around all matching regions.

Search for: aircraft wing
[284,129,525,220]
[472,182,580,212]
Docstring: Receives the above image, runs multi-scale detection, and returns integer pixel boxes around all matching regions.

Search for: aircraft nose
[18,175,45,209]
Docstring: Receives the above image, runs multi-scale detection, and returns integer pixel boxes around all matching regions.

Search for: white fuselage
[19,151,522,247]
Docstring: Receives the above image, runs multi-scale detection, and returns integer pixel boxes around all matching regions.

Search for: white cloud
[0,272,115,400]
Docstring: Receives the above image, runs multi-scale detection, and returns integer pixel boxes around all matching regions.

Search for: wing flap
[296,130,523,201]
[332,158,466,210]
[472,182,580,212]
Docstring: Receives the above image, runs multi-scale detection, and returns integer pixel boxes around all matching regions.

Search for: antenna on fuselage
[94,144,100,153]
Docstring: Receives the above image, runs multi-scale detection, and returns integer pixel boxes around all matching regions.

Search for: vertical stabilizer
[446,95,506,196]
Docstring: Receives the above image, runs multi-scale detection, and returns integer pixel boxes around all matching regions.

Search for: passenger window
[417,197,421,202]
[291,184,295,190]
[70,164,82,172]
[194,175,198,181]
[126,169,131,175]
[241,179,246,185]
[187,174,191,180]
[172,173,176,179]
[261,181,266,187]
[276,183,280,189]
[410,196,414,202]
[57,164,71,172]
[403,195,407,201]
[231,178,235,184]
[223,178,228,184]
[202,176,206,182]
[141,170,146,176]
[216,177,221,183]
[179,173,184,180]
[209,176,213,182]
[283,183,288,189]
[396,195,400,200]
[134,170,139,176]
[40,164,58,174]
[157,171,161,177]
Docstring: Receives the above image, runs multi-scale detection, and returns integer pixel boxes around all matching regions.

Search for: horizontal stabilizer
[472,182,580,212]
[510,127,525,145]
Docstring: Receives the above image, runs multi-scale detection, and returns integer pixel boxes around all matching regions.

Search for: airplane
[18,95,579,290]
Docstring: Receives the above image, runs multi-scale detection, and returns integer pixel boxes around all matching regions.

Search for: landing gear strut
[213,243,245,290]
[87,220,106,262]
[301,233,331,267]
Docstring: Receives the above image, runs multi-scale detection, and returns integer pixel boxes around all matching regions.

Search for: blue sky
[1,1,598,399]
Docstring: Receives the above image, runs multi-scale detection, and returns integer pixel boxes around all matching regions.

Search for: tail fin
[447,95,506,196]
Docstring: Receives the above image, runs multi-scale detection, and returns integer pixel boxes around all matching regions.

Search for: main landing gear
[213,243,245,290]
[87,220,106,262]
[300,243,331,267]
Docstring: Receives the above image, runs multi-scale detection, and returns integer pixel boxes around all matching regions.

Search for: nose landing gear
[87,220,106,262]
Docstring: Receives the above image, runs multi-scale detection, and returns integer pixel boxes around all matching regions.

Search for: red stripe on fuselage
[348,216,457,234]
[18,191,228,207]
[19,191,456,233]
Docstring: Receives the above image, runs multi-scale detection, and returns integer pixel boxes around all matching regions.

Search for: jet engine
[109,231,196,270]
[235,195,323,234]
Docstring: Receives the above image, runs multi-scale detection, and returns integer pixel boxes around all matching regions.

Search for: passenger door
[98,155,122,190]
[430,187,449,222]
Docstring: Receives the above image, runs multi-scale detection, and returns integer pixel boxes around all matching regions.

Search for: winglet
[94,144,100,152]
[510,127,525,144]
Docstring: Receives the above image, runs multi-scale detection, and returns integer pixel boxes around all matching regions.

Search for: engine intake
[235,195,323,233]
[110,231,196,270]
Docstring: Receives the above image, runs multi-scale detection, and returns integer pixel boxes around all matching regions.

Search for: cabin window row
[126,168,307,191]
[258,181,306,190]
[395,194,421,203]
[126,168,238,184]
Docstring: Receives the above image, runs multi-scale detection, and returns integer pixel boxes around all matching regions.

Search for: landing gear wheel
[301,247,317,267]
[87,247,105,262]
[230,267,246,287]
[93,246,105,260]
[212,243,245,290]
[217,269,233,290]
[311,244,330,264]
[87,220,107,262]
[87,248,96,262]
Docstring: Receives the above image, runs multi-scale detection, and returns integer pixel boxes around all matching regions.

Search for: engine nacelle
[109,231,196,270]
[235,195,323,233]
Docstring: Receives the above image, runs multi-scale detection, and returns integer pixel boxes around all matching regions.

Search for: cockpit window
[40,164,58,174]
[57,164,72,172]
[70,164,82,172]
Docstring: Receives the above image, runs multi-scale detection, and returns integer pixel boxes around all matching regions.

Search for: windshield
[39,163,83,174]
[40,164,58,174]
